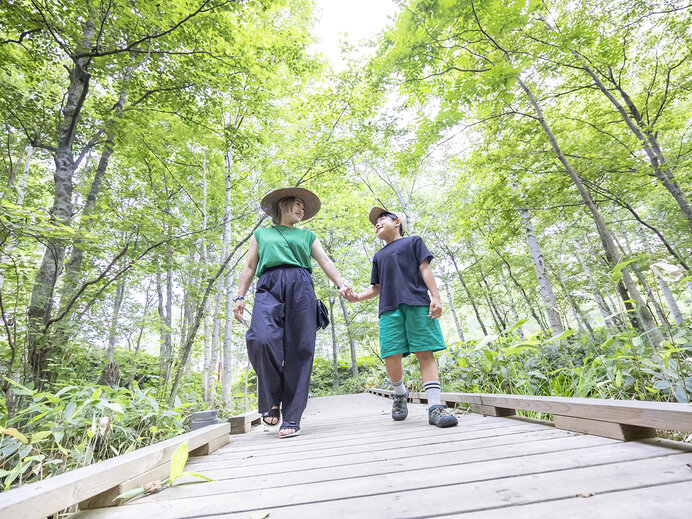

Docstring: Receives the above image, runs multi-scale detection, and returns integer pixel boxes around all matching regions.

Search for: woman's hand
[233,298,245,323]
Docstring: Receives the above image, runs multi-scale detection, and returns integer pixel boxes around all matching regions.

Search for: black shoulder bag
[273,227,330,330]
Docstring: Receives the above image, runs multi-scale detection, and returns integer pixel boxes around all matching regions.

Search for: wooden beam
[366,388,692,435]
[554,415,657,441]
[0,423,229,519]
[229,409,261,434]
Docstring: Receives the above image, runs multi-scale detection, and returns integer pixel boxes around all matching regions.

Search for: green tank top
[254,225,318,277]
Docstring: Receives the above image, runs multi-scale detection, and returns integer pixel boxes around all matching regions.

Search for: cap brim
[369,206,389,226]
[261,187,321,221]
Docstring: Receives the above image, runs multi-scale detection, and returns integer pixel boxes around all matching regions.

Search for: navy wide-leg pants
[246,266,317,424]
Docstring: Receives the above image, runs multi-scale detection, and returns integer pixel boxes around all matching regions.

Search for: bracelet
[233,296,244,302]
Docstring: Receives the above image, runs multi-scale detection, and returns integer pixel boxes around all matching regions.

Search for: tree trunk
[656,275,684,327]
[208,277,223,404]
[497,267,523,337]
[1,142,27,203]
[448,254,488,335]
[549,261,593,333]
[519,208,564,334]
[573,242,616,329]
[106,275,126,361]
[338,297,358,375]
[517,77,663,344]
[26,20,95,387]
[0,144,33,292]
[443,279,465,342]
[329,294,338,385]
[156,259,173,384]
[221,160,234,410]
[494,250,548,334]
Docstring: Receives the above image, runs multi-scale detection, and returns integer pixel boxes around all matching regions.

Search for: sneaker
[391,389,409,421]
[428,404,458,428]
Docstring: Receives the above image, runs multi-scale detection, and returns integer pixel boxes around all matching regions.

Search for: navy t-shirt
[370,236,434,315]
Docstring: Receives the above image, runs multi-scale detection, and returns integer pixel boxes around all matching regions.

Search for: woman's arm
[419,259,442,318]
[233,235,259,323]
[311,238,349,296]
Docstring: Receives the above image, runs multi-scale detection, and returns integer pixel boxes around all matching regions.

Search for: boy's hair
[271,196,296,225]
[379,211,406,236]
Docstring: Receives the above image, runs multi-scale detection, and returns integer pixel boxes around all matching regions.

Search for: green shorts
[379,304,447,359]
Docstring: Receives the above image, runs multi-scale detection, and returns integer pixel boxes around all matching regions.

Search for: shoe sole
[429,417,458,428]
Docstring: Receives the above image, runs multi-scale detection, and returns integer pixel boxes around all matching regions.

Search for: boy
[347,207,457,427]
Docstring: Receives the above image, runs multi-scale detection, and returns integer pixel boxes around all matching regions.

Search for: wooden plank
[554,414,656,441]
[72,448,692,518]
[458,481,692,518]
[0,422,229,519]
[138,435,624,500]
[190,429,575,478]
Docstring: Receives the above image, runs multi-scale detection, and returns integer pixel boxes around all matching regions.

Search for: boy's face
[375,213,400,241]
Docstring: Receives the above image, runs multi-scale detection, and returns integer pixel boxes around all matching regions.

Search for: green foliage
[0,379,190,491]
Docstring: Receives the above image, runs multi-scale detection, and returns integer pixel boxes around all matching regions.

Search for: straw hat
[369,206,406,235]
[261,187,321,221]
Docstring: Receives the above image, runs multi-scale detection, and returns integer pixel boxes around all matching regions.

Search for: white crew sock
[423,380,441,407]
[392,377,407,396]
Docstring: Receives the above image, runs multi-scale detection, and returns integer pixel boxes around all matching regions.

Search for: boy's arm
[348,284,380,303]
[419,259,442,319]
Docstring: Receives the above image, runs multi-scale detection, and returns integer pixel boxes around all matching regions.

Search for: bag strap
[273,226,301,264]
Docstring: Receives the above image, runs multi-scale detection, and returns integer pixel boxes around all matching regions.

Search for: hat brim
[368,206,389,226]
[261,187,321,222]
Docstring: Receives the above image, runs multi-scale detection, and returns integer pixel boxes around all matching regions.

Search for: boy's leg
[415,350,442,406]
[379,307,409,421]
[384,354,408,420]
[414,350,456,427]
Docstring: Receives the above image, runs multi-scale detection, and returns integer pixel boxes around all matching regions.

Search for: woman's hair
[271,196,295,225]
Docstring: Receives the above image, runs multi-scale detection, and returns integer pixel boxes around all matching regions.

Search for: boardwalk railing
[367,388,692,441]
[0,417,240,519]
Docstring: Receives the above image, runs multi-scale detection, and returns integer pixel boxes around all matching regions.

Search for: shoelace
[393,395,406,411]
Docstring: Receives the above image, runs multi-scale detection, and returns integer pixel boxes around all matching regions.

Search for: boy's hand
[346,290,360,303]
[428,298,442,319]
[338,285,351,298]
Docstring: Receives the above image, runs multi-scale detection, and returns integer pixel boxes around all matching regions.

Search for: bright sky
[311,0,398,70]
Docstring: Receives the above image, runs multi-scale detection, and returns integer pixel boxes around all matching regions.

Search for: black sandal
[279,421,300,438]
[262,407,280,426]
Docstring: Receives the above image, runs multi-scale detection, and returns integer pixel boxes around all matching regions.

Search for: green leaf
[168,442,189,482]
[102,402,124,414]
[177,471,215,482]
[473,334,497,351]
[114,487,147,503]
[501,318,528,335]
[30,431,52,443]
[545,329,576,343]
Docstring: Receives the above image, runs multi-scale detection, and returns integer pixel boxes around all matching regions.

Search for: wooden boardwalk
[75,393,692,518]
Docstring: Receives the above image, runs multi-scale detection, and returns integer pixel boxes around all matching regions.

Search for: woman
[233,187,349,438]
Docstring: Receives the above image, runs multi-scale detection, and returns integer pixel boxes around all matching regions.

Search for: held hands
[428,298,442,319]
[345,289,359,303]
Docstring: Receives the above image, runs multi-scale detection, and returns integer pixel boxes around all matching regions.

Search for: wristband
[233,296,244,302]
